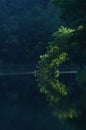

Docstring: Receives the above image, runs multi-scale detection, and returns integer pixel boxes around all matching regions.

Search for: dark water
[0,74,82,130]
[0,74,62,130]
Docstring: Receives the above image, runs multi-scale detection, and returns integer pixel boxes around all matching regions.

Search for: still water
[0,74,60,130]
[0,74,81,130]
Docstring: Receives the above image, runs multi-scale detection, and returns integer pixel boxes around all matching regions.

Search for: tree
[36,28,81,120]
[36,25,86,129]
[36,0,86,129]
[52,25,86,66]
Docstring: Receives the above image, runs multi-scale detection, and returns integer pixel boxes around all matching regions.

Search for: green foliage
[36,28,82,120]
[77,25,84,31]
[53,26,75,38]
[36,24,86,122]
[37,0,86,128]
[51,25,86,65]
[52,26,75,52]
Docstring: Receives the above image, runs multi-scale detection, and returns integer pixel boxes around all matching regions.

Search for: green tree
[36,28,81,120]
[52,25,86,66]
[36,0,86,128]
[36,26,86,129]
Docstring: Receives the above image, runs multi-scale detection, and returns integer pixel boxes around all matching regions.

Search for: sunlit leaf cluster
[36,24,86,121]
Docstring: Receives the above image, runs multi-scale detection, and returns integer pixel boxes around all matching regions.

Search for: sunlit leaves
[52,26,75,53]
[53,26,75,38]
[36,25,85,121]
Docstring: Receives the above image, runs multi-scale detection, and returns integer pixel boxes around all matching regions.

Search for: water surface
[0,74,62,130]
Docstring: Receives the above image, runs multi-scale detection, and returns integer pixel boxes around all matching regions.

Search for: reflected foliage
[36,24,86,129]
[36,30,80,120]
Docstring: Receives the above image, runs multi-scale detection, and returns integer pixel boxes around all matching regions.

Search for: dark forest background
[0,0,61,64]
